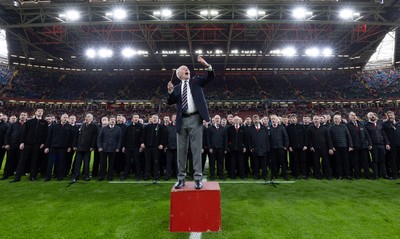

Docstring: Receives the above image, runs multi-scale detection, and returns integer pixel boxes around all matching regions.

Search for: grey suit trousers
[177,114,203,181]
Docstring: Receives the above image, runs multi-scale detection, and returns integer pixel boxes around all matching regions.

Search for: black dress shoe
[43,178,51,182]
[30,177,36,181]
[195,180,203,190]
[84,177,91,181]
[0,177,8,180]
[71,178,77,183]
[10,178,20,183]
[97,178,104,181]
[174,180,185,189]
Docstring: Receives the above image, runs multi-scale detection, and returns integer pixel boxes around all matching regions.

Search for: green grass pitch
[0,170,400,239]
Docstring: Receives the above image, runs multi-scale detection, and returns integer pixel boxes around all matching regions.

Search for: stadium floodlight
[339,9,359,20]
[106,8,127,20]
[282,47,296,57]
[292,7,312,19]
[200,10,219,17]
[195,50,203,54]
[179,50,187,54]
[231,49,239,54]
[247,8,265,18]
[61,10,80,21]
[154,9,172,18]
[305,48,320,57]
[122,48,136,58]
[247,8,258,17]
[162,9,172,17]
[322,48,333,57]
[85,49,96,58]
[98,48,113,58]
[215,49,223,54]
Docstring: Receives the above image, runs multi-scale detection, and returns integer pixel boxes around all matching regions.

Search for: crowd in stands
[1,65,400,102]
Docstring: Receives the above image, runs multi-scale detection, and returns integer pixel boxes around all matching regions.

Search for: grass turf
[0,176,399,239]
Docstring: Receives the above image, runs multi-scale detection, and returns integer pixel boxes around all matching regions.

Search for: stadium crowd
[0,108,399,183]
[1,65,400,101]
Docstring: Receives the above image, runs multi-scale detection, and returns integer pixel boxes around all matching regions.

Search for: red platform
[170,181,221,232]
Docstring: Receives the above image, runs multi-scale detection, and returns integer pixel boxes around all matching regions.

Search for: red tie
[235,126,239,132]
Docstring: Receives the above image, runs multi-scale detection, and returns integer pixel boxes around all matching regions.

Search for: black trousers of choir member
[0,148,6,173]
[123,148,141,179]
[291,148,307,178]
[114,152,125,175]
[312,148,332,179]
[271,149,288,179]
[73,151,91,180]
[371,145,387,178]
[251,155,268,179]
[244,152,252,177]
[225,152,231,177]
[2,145,20,179]
[201,151,208,174]
[159,150,167,177]
[45,148,67,180]
[92,150,100,177]
[15,144,41,180]
[144,147,160,180]
[209,148,224,178]
[99,152,115,180]
[229,150,245,179]
[165,149,177,179]
[349,149,370,179]
[386,148,399,179]
[65,151,75,177]
[334,147,350,178]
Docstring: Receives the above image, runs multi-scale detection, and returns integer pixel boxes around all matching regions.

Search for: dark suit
[73,122,98,180]
[382,120,399,179]
[167,70,215,181]
[365,121,388,179]
[287,123,308,178]
[269,124,289,179]
[15,117,48,181]
[307,124,333,179]
[65,124,79,177]
[207,124,228,179]
[121,123,144,180]
[97,125,122,180]
[247,124,270,179]
[346,121,372,179]
[227,125,247,179]
[3,121,24,179]
[164,123,178,179]
[330,124,353,179]
[44,123,73,180]
[0,121,9,172]
[142,123,164,180]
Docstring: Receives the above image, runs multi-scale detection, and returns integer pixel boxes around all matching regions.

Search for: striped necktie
[182,80,188,112]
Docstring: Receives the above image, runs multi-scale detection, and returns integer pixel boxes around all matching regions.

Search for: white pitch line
[189,232,202,239]
[108,180,295,184]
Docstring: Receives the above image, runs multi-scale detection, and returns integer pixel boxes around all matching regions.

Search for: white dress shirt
[181,79,197,114]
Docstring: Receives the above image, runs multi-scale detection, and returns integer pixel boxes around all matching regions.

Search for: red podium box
[170,182,221,232]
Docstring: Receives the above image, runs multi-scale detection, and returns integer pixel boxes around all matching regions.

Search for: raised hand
[197,55,209,67]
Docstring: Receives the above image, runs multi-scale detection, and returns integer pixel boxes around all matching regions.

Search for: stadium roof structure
[0,0,400,73]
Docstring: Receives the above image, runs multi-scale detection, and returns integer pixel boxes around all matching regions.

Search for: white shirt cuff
[206,65,213,71]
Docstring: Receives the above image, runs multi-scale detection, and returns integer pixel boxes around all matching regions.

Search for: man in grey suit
[167,56,215,189]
